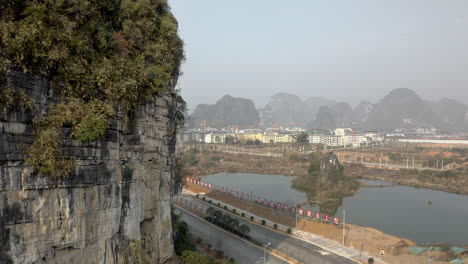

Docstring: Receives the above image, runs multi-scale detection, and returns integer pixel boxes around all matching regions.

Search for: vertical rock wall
[0,68,179,264]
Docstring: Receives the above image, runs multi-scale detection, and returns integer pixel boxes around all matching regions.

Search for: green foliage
[24,99,113,177]
[0,87,34,109]
[180,148,200,166]
[173,212,195,255]
[206,207,216,217]
[238,224,250,236]
[368,258,375,264]
[241,212,245,217]
[24,128,73,178]
[220,214,232,227]
[1,0,184,178]
[261,220,266,225]
[229,218,239,231]
[225,135,235,144]
[273,224,278,230]
[287,228,292,234]
[294,132,309,144]
[0,0,183,103]
[250,216,254,221]
[125,240,153,264]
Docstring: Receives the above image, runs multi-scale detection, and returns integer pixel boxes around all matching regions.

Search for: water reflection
[202,172,468,244]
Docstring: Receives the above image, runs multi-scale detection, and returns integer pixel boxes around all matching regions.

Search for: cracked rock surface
[0,69,179,264]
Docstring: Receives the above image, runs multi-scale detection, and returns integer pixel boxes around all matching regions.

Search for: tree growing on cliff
[172,212,195,255]
[0,0,184,177]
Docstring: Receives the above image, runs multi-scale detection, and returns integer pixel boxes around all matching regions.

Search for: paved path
[175,193,367,264]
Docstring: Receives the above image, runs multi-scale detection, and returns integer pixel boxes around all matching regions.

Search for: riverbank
[345,163,468,195]
[182,149,468,195]
[186,183,464,264]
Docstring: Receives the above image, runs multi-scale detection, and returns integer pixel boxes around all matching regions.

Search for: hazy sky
[169,0,468,112]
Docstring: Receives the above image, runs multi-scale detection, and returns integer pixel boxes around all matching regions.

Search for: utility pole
[264,242,271,264]
[295,208,298,228]
[359,227,363,261]
[342,209,346,246]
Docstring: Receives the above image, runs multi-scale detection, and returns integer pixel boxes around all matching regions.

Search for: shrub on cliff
[0,0,185,177]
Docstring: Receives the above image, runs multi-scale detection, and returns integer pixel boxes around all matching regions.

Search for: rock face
[190,95,260,128]
[259,93,306,126]
[0,68,179,263]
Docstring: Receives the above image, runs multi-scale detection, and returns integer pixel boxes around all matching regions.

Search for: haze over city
[170,0,468,111]
[2,1,468,264]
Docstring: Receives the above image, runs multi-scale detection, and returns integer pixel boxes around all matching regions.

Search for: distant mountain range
[189,95,260,129]
[189,89,468,132]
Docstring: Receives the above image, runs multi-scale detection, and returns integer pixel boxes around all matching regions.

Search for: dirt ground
[186,183,463,264]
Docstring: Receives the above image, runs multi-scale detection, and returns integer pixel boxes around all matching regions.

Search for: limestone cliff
[0,68,180,263]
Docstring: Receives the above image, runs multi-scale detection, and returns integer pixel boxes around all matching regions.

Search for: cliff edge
[0,1,184,263]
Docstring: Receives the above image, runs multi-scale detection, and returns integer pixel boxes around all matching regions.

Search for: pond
[201,172,468,245]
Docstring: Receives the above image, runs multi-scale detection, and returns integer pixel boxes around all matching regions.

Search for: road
[173,206,286,264]
[174,195,356,264]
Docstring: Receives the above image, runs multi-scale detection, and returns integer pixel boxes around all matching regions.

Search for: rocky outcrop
[190,95,260,129]
[0,68,179,263]
[259,93,306,126]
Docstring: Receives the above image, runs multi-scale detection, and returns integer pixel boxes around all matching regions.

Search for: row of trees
[205,207,251,238]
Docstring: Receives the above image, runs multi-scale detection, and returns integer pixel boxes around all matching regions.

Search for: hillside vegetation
[0,0,184,177]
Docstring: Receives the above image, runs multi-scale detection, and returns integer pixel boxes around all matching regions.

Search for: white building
[204,133,227,144]
[308,135,343,147]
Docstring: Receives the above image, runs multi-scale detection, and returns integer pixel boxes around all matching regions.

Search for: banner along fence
[187,178,341,225]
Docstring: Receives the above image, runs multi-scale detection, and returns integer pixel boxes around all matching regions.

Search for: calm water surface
[202,172,468,245]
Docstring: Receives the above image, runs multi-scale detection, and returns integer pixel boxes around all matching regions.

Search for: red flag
[270,201,274,207]
[324,214,330,222]
[333,217,340,225]
[298,208,304,215]
[284,204,289,210]
[291,207,296,213]
[307,210,313,217]
[315,212,321,219]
